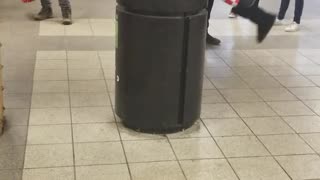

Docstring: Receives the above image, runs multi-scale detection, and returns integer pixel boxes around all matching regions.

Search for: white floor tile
[74,142,125,165]
[73,123,120,142]
[215,136,269,157]
[123,140,175,163]
[23,167,74,180]
[180,159,238,180]
[76,164,130,180]
[229,157,290,180]
[24,144,73,168]
[71,106,115,123]
[170,138,223,160]
[276,155,320,180]
[29,108,71,125]
[203,118,252,137]
[259,134,314,155]
[27,125,72,144]
[130,161,185,180]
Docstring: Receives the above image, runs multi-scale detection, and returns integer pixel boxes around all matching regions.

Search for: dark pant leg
[232,0,259,19]
[232,0,272,26]
[207,0,214,28]
[59,0,71,9]
[40,0,51,8]
[293,0,304,24]
[278,0,290,20]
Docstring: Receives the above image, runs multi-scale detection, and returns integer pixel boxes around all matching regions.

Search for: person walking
[34,0,72,25]
[208,0,275,43]
[275,0,304,32]
[230,0,276,42]
[207,0,222,45]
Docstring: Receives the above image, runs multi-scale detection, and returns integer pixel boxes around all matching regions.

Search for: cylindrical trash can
[115,0,207,133]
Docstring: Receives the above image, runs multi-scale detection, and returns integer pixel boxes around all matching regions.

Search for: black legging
[231,0,273,26]
[278,0,304,24]
[207,0,214,28]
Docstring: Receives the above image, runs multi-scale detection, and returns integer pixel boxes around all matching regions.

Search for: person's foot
[257,14,276,43]
[285,22,299,32]
[62,8,72,25]
[206,34,221,45]
[274,18,284,26]
[228,12,237,18]
[34,7,53,21]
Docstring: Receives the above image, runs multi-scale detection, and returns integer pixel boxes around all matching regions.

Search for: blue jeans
[41,0,71,9]
[278,0,304,24]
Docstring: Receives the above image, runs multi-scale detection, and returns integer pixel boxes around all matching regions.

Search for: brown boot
[34,7,53,21]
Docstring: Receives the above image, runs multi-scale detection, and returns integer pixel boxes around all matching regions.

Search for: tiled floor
[1,0,320,180]
[39,19,115,36]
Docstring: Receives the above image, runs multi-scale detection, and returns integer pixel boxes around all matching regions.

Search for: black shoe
[62,8,72,25]
[34,7,53,21]
[257,14,276,43]
[206,34,221,45]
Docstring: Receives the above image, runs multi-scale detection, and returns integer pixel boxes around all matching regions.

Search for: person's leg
[40,0,51,8]
[207,0,214,27]
[278,0,290,20]
[59,0,72,25]
[293,0,304,24]
[34,0,53,20]
[232,0,260,19]
[206,0,221,45]
[232,0,276,42]
[59,0,71,9]
[285,0,303,32]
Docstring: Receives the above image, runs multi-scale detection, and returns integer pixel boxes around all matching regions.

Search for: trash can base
[121,119,196,134]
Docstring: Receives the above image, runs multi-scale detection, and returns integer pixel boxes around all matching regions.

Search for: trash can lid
[117,0,208,15]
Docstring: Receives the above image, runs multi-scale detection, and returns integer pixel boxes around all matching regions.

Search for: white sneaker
[274,19,284,26]
[228,12,237,18]
[285,22,300,32]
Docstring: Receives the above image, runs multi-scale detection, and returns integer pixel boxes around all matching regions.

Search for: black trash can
[115,0,207,133]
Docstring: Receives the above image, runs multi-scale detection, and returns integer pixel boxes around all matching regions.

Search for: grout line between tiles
[242,50,320,178]
[241,52,320,158]
[65,50,77,180]
[97,50,133,180]
[213,50,295,179]
[200,117,241,180]
[166,138,188,180]
[20,48,42,179]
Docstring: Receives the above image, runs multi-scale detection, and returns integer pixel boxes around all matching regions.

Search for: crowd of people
[30,0,304,45]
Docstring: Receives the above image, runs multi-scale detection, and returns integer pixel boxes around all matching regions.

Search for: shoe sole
[274,23,284,26]
[285,29,299,32]
[34,16,53,21]
[62,21,72,25]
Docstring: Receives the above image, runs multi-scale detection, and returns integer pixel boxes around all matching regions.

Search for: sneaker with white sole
[61,8,72,25]
[274,18,284,26]
[285,22,299,32]
[228,12,237,18]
